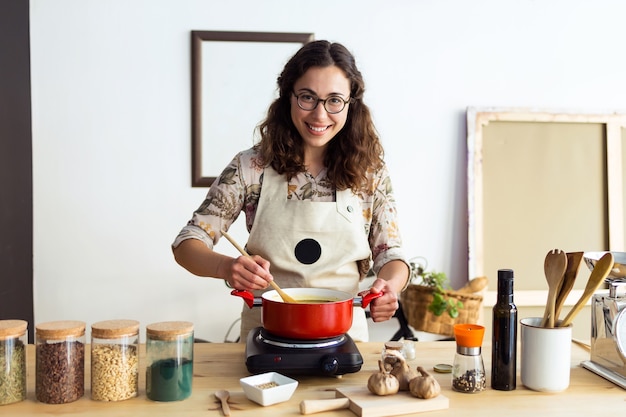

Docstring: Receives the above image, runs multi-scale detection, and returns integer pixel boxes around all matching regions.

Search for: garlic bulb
[367,360,400,396]
[409,366,441,399]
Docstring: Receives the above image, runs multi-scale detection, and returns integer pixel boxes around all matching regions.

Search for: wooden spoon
[214,389,231,416]
[559,252,614,328]
[540,249,567,328]
[221,230,298,303]
[553,251,584,321]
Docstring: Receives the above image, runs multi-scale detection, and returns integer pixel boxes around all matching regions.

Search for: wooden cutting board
[336,387,449,417]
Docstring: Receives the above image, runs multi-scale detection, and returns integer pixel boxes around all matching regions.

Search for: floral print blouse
[172,148,407,277]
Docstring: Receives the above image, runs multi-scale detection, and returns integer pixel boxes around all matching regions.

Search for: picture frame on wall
[191,31,314,187]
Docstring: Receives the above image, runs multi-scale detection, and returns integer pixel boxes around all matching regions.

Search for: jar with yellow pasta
[91,319,140,401]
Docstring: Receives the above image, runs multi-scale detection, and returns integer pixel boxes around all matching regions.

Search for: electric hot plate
[245,327,363,376]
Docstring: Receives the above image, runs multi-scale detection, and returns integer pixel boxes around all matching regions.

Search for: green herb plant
[409,259,464,319]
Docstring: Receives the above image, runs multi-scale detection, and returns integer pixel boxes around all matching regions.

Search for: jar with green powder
[145,321,194,402]
[0,320,28,405]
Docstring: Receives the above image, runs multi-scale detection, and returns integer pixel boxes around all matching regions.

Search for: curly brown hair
[255,40,384,192]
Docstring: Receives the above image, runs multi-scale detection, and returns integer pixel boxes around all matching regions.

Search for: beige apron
[239,167,371,342]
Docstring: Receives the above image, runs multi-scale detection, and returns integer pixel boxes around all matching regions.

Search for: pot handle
[230,289,262,308]
[354,291,384,308]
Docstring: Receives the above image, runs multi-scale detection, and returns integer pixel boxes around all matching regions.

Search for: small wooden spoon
[221,230,298,304]
[214,389,231,416]
[553,251,584,321]
[559,252,614,328]
[541,249,567,328]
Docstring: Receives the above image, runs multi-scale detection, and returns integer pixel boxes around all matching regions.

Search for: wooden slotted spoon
[540,249,567,328]
[559,252,614,328]
[221,230,298,303]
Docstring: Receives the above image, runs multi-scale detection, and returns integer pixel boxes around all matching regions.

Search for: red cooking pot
[231,288,382,339]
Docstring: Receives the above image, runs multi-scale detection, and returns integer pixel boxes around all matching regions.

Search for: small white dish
[240,372,298,406]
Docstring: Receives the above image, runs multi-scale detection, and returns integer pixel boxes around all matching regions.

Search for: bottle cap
[454,324,485,348]
[498,269,514,280]
[434,363,453,373]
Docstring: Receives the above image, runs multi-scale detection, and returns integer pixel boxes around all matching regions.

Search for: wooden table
[7,341,625,416]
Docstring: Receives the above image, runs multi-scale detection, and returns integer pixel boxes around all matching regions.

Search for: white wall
[29,0,626,342]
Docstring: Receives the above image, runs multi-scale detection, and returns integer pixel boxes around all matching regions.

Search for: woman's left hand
[361,278,399,322]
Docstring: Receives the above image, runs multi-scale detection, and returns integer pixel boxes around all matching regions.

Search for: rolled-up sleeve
[172,152,248,250]
[366,164,408,274]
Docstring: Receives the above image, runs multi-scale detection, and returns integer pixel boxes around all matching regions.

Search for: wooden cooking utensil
[559,252,614,328]
[553,251,584,321]
[214,390,231,416]
[541,249,568,328]
[300,387,449,416]
[301,397,350,414]
[221,230,298,304]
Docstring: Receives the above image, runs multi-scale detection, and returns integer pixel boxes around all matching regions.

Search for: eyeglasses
[293,92,353,114]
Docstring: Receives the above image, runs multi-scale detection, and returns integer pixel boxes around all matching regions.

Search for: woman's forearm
[172,238,232,279]
[377,259,410,294]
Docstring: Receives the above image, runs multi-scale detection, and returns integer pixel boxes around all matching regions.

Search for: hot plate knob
[320,355,340,375]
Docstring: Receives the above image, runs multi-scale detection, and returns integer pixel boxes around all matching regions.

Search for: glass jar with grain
[145,321,194,402]
[35,320,86,404]
[0,319,28,405]
[91,319,140,401]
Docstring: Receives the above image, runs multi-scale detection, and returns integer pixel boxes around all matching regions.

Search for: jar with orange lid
[145,321,194,402]
[0,319,28,405]
[91,319,140,401]
[35,320,86,404]
[452,324,486,393]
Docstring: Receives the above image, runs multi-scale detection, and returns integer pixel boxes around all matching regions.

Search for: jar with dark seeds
[452,324,486,394]
[452,368,487,393]
[35,320,86,404]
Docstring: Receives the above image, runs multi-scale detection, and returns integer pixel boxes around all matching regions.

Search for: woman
[172,40,410,342]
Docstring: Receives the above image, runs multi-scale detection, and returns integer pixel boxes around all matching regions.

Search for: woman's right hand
[225,255,273,291]
[172,239,273,290]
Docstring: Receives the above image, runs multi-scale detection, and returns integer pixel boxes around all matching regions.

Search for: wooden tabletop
[7,340,625,416]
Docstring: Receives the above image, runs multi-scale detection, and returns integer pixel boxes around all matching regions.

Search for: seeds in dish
[255,381,279,389]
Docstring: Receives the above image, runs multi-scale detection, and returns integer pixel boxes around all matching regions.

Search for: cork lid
[146,321,194,340]
[0,319,28,340]
[91,319,140,339]
[384,341,404,351]
[36,320,86,339]
[453,324,485,348]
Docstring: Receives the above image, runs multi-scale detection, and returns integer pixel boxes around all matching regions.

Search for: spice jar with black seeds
[0,320,28,405]
[91,319,140,402]
[35,320,86,404]
[452,324,486,393]
[145,321,194,402]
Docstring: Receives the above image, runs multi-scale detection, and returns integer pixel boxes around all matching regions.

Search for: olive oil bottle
[491,269,517,390]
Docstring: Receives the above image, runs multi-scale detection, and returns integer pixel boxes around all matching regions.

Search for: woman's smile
[306,123,332,134]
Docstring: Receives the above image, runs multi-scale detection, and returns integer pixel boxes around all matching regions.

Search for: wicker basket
[400,284,483,337]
